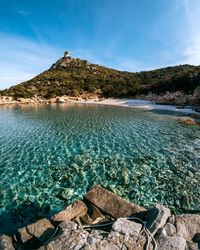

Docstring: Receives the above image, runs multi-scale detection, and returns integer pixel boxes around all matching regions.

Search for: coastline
[70,98,200,116]
[1,96,199,116]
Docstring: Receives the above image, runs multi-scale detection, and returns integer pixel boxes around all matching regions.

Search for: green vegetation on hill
[1,56,200,99]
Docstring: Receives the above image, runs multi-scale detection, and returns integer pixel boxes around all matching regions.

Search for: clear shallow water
[0,103,200,234]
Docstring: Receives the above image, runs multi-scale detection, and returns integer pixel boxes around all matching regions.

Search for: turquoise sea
[0,103,199,234]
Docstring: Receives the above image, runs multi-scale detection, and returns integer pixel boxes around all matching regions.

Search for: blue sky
[0,0,200,90]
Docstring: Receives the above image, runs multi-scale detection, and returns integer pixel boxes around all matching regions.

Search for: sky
[0,0,200,90]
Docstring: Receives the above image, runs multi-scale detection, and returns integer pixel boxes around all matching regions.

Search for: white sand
[70,98,200,115]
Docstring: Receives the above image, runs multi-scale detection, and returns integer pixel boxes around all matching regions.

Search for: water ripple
[0,103,199,233]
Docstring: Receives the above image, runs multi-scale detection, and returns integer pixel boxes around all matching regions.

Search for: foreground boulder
[15,218,55,249]
[112,218,142,236]
[51,200,87,224]
[84,185,147,219]
[156,235,186,250]
[176,214,200,242]
[147,204,171,236]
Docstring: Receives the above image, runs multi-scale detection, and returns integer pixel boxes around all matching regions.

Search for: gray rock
[42,219,143,250]
[100,241,119,250]
[84,185,147,219]
[0,235,15,250]
[147,204,171,236]
[112,218,142,236]
[176,214,200,242]
[44,221,101,249]
[156,235,187,250]
[45,229,81,249]
[165,222,177,236]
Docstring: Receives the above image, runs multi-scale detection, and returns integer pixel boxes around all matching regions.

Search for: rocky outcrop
[84,185,147,219]
[135,88,200,107]
[0,95,45,105]
[1,186,200,250]
[155,91,188,106]
[0,95,98,105]
[178,117,198,125]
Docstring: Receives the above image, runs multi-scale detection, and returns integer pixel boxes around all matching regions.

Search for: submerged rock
[147,204,171,236]
[84,185,147,219]
[177,117,198,125]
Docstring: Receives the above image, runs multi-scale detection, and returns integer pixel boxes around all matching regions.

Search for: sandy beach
[69,98,200,116]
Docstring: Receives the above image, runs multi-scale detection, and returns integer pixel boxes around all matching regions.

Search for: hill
[1,51,200,105]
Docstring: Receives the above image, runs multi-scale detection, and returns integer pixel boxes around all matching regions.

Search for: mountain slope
[1,52,200,100]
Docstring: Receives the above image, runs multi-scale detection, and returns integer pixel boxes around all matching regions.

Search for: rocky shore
[134,89,200,108]
[1,94,200,114]
[0,186,199,250]
[0,95,86,105]
[0,89,200,109]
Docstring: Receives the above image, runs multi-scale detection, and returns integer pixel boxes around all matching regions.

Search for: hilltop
[0,51,200,105]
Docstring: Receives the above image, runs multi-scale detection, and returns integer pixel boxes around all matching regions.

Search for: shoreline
[70,98,200,116]
[1,97,199,116]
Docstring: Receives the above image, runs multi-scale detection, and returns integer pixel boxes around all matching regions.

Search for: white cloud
[0,71,35,90]
[0,32,61,90]
[15,9,31,16]
[181,0,200,65]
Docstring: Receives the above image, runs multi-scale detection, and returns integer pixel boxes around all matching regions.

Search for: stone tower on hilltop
[64,51,70,57]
